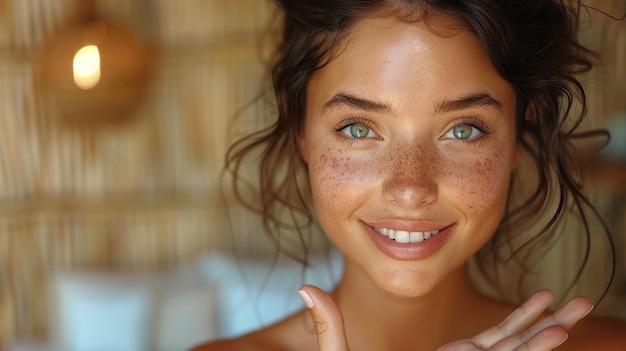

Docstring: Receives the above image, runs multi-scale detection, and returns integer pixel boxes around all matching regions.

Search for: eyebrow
[434,93,504,114]
[321,92,504,115]
[321,93,391,114]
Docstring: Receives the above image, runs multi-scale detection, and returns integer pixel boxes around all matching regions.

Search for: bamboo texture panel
[0,0,276,348]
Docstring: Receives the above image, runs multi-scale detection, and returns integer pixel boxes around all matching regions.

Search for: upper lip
[363,219,452,233]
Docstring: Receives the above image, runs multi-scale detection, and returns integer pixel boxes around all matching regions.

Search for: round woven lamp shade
[35,19,154,126]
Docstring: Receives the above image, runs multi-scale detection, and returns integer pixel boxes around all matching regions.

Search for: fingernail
[583,304,594,318]
[298,289,314,308]
[555,333,569,348]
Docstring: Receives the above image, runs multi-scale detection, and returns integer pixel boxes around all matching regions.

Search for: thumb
[299,285,350,351]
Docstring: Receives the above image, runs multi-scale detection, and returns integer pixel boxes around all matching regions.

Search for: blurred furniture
[7,251,343,351]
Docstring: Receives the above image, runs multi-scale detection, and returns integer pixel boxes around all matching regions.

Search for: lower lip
[363,222,454,261]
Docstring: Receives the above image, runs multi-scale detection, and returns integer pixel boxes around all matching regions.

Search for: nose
[382,143,438,209]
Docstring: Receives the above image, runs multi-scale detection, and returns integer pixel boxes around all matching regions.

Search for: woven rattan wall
[0,0,277,347]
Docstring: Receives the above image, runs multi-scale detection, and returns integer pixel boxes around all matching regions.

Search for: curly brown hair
[224,0,614,304]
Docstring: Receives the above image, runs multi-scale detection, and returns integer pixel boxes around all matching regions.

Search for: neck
[332,260,488,351]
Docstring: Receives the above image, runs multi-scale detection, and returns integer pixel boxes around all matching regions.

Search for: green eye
[349,123,371,138]
[452,124,474,139]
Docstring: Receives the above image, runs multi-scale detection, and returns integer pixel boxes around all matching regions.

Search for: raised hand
[298,286,593,351]
[437,290,593,351]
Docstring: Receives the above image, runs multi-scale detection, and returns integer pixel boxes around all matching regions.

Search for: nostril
[382,173,438,209]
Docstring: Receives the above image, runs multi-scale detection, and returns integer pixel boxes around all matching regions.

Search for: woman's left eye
[444,123,483,140]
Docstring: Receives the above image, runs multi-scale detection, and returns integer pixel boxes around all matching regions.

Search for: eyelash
[332,115,493,144]
[333,117,375,144]
[448,115,493,144]
[333,116,371,131]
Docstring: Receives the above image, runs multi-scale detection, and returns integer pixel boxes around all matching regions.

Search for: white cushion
[50,272,156,351]
[49,269,219,351]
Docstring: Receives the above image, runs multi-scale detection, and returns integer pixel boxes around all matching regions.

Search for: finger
[472,290,555,348]
[513,296,593,342]
[489,296,592,351]
[435,340,486,351]
[299,285,350,351]
[513,325,569,351]
[490,324,568,351]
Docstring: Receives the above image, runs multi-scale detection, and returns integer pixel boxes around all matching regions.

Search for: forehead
[307,14,514,114]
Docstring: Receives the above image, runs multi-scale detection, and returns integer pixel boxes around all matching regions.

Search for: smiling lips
[375,227,440,243]
[364,222,452,260]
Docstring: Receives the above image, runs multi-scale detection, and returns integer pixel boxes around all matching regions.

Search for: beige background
[0,0,624,349]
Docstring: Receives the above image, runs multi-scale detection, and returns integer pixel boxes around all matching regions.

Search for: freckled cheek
[447,152,512,214]
[309,150,383,208]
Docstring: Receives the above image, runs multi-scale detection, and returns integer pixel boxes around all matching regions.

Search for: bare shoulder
[189,310,314,351]
[189,334,279,351]
[563,315,626,351]
[188,338,239,351]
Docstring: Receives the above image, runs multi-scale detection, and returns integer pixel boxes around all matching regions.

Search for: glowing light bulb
[73,45,101,89]
[36,19,154,125]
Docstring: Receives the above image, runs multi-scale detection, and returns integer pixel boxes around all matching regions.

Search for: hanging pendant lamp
[34,0,155,126]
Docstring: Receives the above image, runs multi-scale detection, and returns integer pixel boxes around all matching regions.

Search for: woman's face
[299,14,518,298]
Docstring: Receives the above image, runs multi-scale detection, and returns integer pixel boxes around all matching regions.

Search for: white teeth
[375,227,440,243]
[410,231,424,243]
[395,231,410,243]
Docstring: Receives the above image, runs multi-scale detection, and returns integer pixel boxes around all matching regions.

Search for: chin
[370,265,451,299]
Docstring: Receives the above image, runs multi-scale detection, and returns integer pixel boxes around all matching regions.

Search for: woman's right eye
[339,122,375,138]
